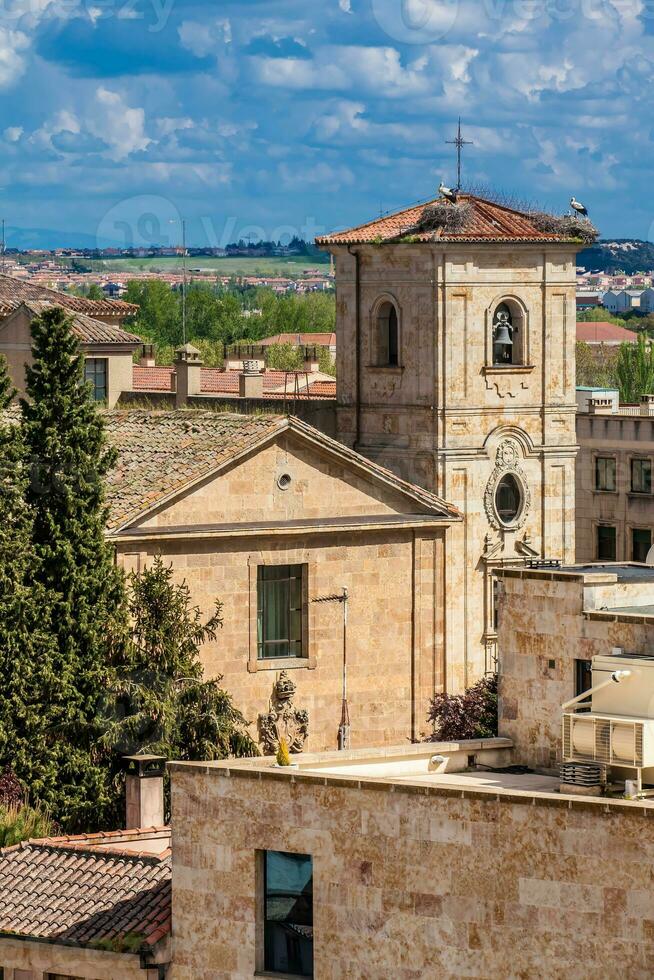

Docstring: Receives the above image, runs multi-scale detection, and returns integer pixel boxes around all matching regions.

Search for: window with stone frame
[597,524,617,561]
[631,457,652,495]
[595,456,616,492]
[375,300,400,367]
[261,850,313,977]
[257,564,306,660]
[632,527,652,563]
[84,357,108,403]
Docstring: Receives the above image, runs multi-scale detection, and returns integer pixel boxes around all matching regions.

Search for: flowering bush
[427,674,498,742]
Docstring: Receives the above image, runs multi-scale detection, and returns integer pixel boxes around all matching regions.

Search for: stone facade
[576,406,654,563]
[328,241,578,687]
[169,752,654,979]
[0,304,140,408]
[496,564,654,768]
[112,428,455,752]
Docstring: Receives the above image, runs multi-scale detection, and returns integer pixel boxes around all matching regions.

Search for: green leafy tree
[265,343,304,372]
[577,308,627,326]
[104,557,257,790]
[124,280,180,345]
[318,347,336,377]
[20,307,127,831]
[615,334,654,403]
[575,341,619,388]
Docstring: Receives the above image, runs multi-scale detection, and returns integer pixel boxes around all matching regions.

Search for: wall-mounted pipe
[561,669,632,712]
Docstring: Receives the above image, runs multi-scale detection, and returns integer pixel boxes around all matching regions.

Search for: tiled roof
[131,366,337,399]
[0,273,138,318]
[576,321,639,344]
[104,411,286,529]
[258,332,336,347]
[103,411,459,532]
[133,365,175,391]
[17,301,141,346]
[0,829,170,950]
[316,194,569,245]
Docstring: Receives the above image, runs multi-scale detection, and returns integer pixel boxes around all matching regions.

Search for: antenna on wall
[1,219,5,273]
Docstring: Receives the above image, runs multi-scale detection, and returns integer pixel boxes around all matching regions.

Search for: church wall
[333,241,578,688]
[116,524,446,754]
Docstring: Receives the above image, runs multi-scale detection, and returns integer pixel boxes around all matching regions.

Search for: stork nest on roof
[528,211,598,245]
[413,200,472,236]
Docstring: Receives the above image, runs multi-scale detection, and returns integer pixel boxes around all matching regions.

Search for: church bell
[493,317,513,346]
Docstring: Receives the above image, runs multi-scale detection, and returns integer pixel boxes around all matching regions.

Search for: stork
[570,196,588,217]
[439,181,457,204]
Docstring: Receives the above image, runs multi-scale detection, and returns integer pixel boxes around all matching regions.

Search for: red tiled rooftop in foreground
[0,827,171,950]
[316,193,569,245]
[576,321,639,344]
[132,365,337,399]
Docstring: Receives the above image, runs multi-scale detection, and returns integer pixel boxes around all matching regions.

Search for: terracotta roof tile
[0,274,138,318]
[576,321,639,344]
[316,193,568,245]
[131,366,337,399]
[257,333,336,347]
[0,830,170,950]
[102,410,460,532]
[18,301,141,346]
[104,411,286,530]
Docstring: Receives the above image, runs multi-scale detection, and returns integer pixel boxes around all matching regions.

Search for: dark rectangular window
[595,456,616,491]
[597,524,617,561]
[84,357,107,403]
[264,850,313,977]
[257,565,304,659]
[633,527,652,563]
[631,458,652,494]
[575,659,592,702]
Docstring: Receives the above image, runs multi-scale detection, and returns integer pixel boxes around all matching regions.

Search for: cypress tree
[0,357,59,808]
[20,307,127,830]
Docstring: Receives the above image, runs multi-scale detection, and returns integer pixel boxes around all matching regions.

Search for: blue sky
[2,0,653,245]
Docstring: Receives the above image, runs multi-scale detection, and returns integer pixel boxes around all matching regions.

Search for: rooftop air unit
[561,653,654,796]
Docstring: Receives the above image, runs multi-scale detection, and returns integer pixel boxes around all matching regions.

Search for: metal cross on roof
[446,117,473,191]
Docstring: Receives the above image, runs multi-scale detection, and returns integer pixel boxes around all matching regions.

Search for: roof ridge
[26,840,168,864]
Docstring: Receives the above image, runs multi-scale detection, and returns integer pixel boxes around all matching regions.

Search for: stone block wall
[576,412,654,562]
[496,567,654,768]
[169,760,654,979]
[117,526,445,753]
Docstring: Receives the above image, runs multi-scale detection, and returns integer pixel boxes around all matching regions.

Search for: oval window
[495,473,523,526]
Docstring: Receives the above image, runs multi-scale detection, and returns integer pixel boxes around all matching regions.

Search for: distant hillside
[578,239,654,275]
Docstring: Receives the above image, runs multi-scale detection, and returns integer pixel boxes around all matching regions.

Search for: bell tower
[318,194,578,689]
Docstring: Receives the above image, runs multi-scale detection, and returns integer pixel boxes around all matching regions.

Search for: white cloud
[0,29,29,88]
[339,0,352,11]
[92,88,150,159]
[178,18,232,58]
[3,126,23,142]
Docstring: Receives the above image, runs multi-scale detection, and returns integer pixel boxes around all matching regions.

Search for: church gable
[104,411,458,534]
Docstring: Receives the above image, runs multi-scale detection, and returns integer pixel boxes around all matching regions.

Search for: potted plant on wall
[275,737,298,769]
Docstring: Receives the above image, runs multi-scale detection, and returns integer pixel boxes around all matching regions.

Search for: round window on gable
[495,472,523,526]
[277,473,292,490]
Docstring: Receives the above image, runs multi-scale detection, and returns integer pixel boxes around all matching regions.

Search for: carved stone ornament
[483,439,531,532]
[258,670,309,755]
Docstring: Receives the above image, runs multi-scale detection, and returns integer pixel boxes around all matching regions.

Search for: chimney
[123,754,166,829]
[588,396,614,415]
[641,394,654,416]
[239,360,264,399]
[174,343,202,408]
[139,342,156,368]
